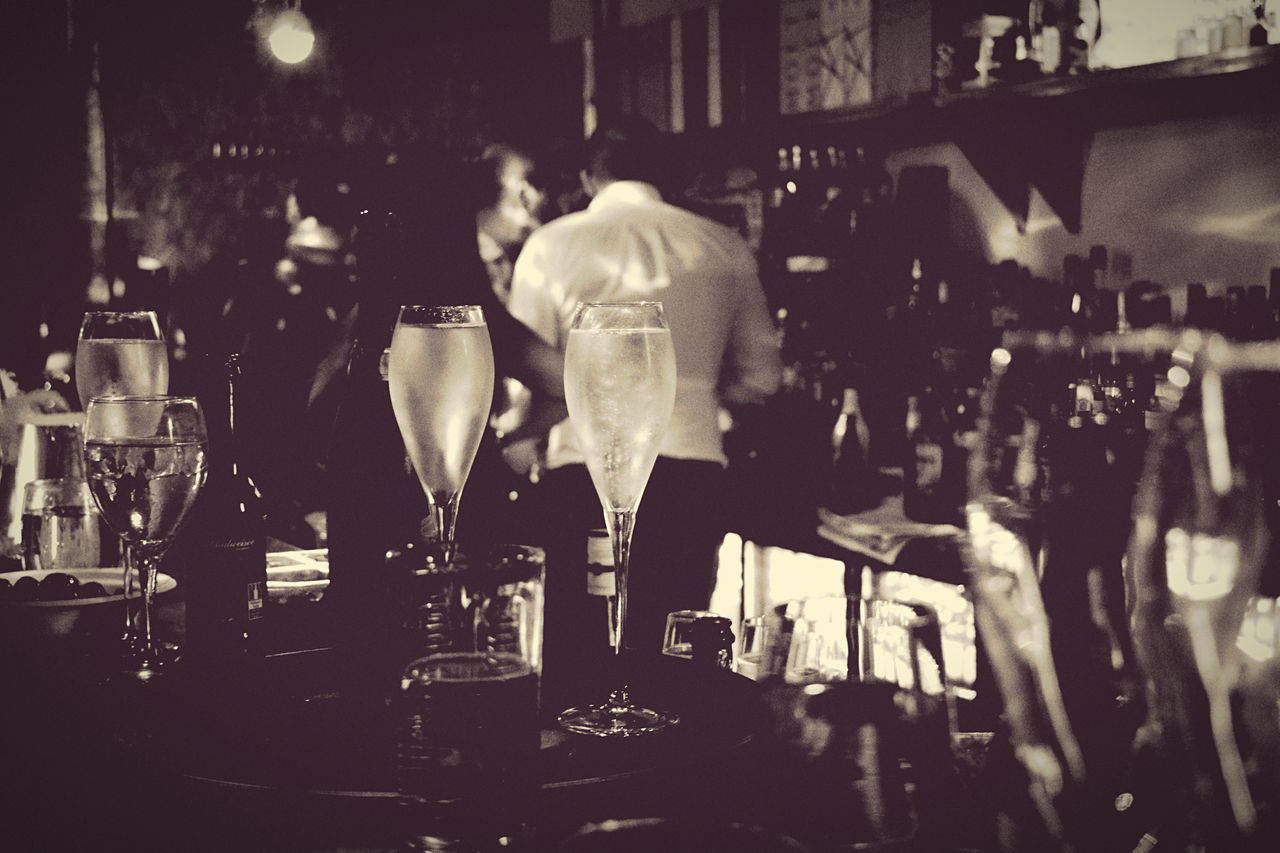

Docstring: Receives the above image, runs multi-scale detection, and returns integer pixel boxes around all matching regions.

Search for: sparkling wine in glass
[387,305,495,564]
[84,396,207,677]
[557,301,678,737]
[75,309,170,649]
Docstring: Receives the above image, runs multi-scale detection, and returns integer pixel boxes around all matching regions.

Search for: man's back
[509,180,780,467]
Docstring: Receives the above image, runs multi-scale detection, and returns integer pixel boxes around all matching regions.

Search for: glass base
[557,700,679,738]
[120,640,180,681]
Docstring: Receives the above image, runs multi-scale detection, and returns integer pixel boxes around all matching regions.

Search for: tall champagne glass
[1127,334,1280,850]
[962,328,1184,851]
[75,310,170,648]
[557,301,678,737]
[83,396,207,677]
[387,305,495,564]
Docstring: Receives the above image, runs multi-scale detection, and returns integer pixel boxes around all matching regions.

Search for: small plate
[0,568,177,607]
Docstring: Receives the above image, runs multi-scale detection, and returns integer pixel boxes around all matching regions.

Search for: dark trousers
[536,457,726,701]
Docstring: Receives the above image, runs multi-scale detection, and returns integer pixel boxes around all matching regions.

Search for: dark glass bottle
[180,353,268,666]
[903,381,969,526]
[324,145,485,691]
[827,385,879,514]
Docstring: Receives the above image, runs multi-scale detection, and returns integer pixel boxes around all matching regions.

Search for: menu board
[779,0,873,114]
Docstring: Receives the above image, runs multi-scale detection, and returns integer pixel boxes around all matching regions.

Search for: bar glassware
[75,309,170,649]
[962,328,1184,850]
[83,395,207,676]
[387,305,495,565]
[557,301,678,736]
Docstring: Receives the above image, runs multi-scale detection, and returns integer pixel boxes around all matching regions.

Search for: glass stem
[121,545,137,643]
[433,494,463,564]
[135,548,159,657]
[608,509,634,658]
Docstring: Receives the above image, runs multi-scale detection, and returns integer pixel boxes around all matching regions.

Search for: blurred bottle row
[735,146,1280,535]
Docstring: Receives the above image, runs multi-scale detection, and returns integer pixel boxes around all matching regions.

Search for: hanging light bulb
[267,6,315,65]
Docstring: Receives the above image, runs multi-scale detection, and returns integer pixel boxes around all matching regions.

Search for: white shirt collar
[587,180,662,211]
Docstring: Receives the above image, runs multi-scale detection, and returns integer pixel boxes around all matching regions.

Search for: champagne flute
[557,301,678,737]
[1127,334,1280,849]
[75,310,170,648]
[83,396,207,676]
[962,328,1183,850]
[387,305,495,564]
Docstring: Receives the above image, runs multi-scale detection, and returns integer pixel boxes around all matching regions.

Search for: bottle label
[914,442,944,491]
[586,530,614,596]
[208,537,267,621]
[587,569,616,597]
[247,579,266,620]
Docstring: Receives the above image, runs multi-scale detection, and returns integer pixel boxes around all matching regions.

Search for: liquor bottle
[585,528,617,653]
[180,353,267,667]
[690,615,734,671]
[324,147,483,690]
[903,387,963,525]
[827,386,878,514]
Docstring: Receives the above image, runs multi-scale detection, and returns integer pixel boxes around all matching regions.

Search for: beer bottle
[180,353,267,666]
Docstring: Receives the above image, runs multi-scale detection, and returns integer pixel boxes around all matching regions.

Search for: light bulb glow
[268,10,315,65]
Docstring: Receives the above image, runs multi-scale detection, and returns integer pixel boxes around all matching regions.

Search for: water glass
[735,615,770,681]
[758,594,958,850]
[21,478,102,573]
[661,609,722,660]
[394,544,545,846]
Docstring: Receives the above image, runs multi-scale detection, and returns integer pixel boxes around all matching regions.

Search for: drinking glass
[661,609,721,660]
[75,310,169,408]
[756,593,956,850]
[387,305,495,565]
[557,301,678,737]
[21,478,102,572]
[1126,334,1280,850]
[75,309,169,645]
[962,327,1185,851]
[83,396,207,676]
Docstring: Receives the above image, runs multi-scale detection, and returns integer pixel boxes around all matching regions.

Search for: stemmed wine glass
[1126,334,1280,850]
[387,305,495,564]
[557,301,678,737]
[83,396,207,677]
[75,310,170,649]
[75,310,170,408]
[962,327,1184,850]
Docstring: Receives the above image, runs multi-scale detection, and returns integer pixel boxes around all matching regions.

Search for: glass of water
[21,478,102,573]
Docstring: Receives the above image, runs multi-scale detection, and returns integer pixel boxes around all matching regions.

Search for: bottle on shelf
[179,353,267,669]
[323,148,483,690]
[902,384,966,526]
[827,384,879,514]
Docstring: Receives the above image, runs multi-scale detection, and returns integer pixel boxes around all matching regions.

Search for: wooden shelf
[702,45,1280,234]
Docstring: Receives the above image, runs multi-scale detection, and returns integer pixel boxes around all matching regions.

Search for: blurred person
[177,163,360,548]
[506,114,783,675]
[475,142,547,305]
[471,142,567,488]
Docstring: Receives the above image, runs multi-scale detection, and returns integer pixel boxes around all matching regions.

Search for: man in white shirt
[507,115,782,671]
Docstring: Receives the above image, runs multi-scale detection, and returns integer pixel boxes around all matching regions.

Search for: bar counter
[0,577,1002,852]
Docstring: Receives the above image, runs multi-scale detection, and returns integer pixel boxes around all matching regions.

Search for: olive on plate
[77,581,108,599]
[39,572,81,601]
[0,577,11,601]
[12,575,41,601]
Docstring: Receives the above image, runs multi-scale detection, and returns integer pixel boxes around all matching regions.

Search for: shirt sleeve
[508,231,562,349]
[721,245,783,406]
